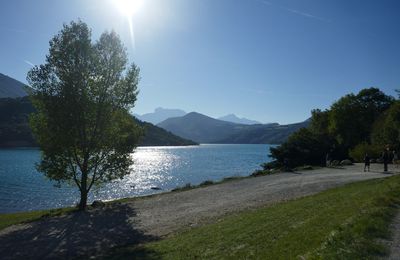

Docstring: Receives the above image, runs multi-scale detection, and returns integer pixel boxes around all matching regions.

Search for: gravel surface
[386,212,400,260]
[0,163,397,259]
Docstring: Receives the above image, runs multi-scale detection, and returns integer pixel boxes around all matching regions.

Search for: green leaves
[269,87,394,167]
[372,101,400,150]
[27,20,141,209]
[328,88,394,149]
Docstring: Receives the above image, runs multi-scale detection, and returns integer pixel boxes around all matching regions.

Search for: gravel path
[386,212,400,260]
[0,164,397,259]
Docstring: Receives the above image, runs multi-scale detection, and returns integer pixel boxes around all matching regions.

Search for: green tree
[309,109,330,135]
[329,88,393,150]
[267,87,393,168]
[269,128,333,168]
[349,142,381,162]
[27,21,141,210]
[372,101,400,151]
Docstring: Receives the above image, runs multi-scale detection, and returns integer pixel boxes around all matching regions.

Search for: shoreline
[0,164,398,258]
[0,162,394,215]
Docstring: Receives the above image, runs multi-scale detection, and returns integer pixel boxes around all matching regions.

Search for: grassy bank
[0,207,75,231]
[109,175,400,259]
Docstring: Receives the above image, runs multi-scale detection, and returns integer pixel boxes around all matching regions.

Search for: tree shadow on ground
[0,204,159,259]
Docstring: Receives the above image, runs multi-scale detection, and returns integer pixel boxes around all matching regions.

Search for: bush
[269,128,335,168]
[199,180,214,186]
[261,160,282,170]
[171,183,192,192]
[251,169,274,177]
[349,143,382,162]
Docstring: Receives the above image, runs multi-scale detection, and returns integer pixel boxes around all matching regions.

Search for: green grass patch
[108,175,400,259]
[0,207,75,231]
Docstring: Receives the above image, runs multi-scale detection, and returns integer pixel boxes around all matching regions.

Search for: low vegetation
[171,176,246,192]
[108,175,400,259]
[0,207,75,231]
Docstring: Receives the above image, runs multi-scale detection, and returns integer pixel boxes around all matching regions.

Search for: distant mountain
[0,97,197,147]
[135,119,197,146]
[0,73,29,98]
[134,107,187,125]
[157,112,246,143]
[158,112,309,144]
[218,114,261,125]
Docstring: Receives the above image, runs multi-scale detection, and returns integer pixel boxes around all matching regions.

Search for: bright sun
[114,0,144,18]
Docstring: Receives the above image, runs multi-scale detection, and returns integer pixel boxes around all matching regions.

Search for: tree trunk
[78,189,88,210]
[78,169,88,210]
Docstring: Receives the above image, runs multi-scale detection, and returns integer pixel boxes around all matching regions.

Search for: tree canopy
[372,101,400,151]
[28,20,141,209]
[267,87,395,168]
[328,88,393,149]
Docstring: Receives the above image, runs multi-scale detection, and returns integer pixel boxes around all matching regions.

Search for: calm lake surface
[0,144,273,213]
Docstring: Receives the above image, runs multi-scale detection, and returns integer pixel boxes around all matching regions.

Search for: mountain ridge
[0,97,197,147]
[158,112,309,144]
[134,107,187,125]
[218,114,261,125]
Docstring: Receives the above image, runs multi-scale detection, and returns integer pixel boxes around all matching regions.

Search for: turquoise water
[0,144,273,213]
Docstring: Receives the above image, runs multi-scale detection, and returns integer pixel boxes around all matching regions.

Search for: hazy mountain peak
[218,114,261,125]
[154,107,185,114]
[134,107,187,125]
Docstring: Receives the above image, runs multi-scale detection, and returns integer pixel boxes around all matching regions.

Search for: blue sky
[1,0,399,124]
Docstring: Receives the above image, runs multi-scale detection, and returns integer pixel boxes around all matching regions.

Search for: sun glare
[114,0,144,18]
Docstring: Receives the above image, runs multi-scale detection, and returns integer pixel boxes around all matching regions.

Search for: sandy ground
[0,163,398,259]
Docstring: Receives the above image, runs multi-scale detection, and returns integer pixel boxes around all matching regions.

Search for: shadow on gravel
[0,204,159,260]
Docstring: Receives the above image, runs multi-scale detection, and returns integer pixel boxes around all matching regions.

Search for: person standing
[364,153,370,172]
[326,152,331,167]
[392,150,398,168]
[382,148,390,172]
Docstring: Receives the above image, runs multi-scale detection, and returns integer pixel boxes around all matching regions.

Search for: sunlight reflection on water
[0,144,273,212]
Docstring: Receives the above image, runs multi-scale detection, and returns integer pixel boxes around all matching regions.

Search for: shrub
[349,143,382,162]
[269,128,335,168]
[199,180,214,186]
[251,169,274,177]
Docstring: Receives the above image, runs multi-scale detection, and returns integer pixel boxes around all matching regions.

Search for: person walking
[382,148,390,172]
[364,153,370,172]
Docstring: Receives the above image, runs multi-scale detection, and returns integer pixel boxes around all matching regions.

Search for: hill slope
[136,119,197,146]
[0,73,29,98]
[158,112,248,143]
[0,97,36,147]
[158,112,309,144]
[0,97,197,147]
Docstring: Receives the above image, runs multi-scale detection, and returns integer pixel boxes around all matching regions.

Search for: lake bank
[0,144,272,213]
[0,164,397,259]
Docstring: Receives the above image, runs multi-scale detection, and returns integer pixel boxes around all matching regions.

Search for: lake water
[0,144,273,213]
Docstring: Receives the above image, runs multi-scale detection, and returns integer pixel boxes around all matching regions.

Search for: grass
[108,175,400,259]
[0,207,75,231]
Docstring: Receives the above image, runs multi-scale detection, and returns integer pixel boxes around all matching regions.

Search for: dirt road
[0,164,396,259]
